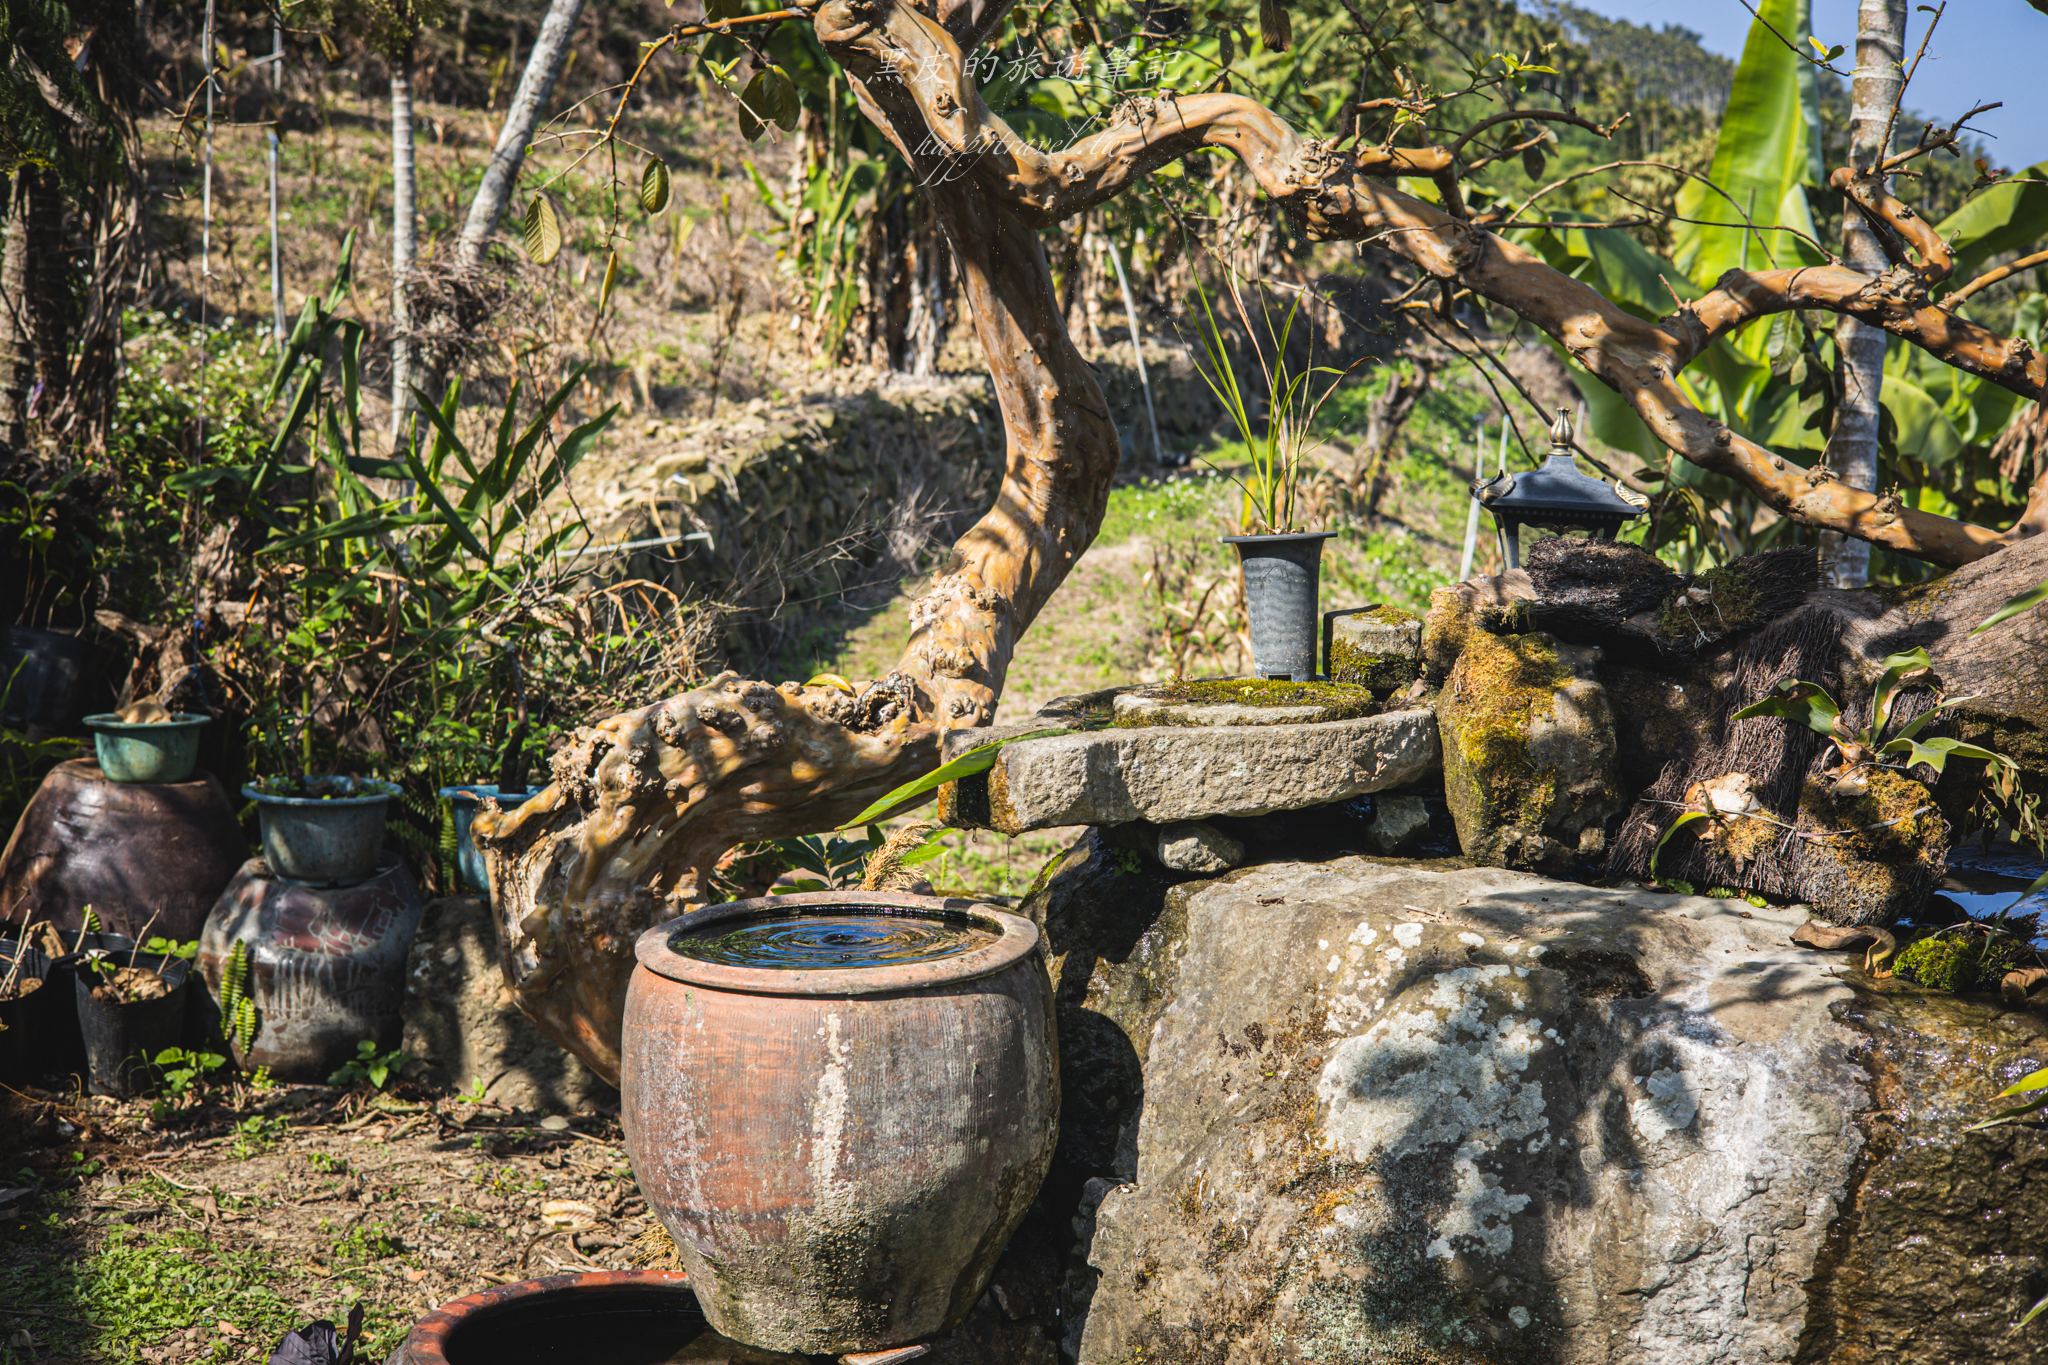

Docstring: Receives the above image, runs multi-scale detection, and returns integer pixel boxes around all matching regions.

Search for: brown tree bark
[479,0,2048,1078]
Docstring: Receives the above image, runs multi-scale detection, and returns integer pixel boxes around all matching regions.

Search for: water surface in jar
[669,911,997,970]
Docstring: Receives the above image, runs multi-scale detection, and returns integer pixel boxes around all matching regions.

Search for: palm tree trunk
[1822,0,1905,588]
[389,49,418,442]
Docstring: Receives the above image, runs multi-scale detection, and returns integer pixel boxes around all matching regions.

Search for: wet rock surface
[948,846,2048,1363]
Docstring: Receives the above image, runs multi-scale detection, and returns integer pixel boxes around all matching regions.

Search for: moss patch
[1795,767,1949,926]
[1436,630,1577,869]
[1110,678,1381,726]
[1893,930,2024,994]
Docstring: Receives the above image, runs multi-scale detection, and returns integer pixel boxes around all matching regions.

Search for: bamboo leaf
[1972,577,2048,635]
[640,157,672,215]
[839,728,1066,829]
[598,250,620,316]
[1996,1066,2048,1100]
[521,194,563,265]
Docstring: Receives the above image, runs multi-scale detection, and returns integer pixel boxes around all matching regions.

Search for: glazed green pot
[83,713,210,784]
[244,777,398,887]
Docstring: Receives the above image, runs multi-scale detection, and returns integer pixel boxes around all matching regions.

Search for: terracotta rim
[396,1269,695,1364]
[634,889,1040,997]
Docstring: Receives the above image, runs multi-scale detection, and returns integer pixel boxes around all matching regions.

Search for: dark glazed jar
[621,890,1058,1355]
[197,857,424,1081]
[0,758,245,940]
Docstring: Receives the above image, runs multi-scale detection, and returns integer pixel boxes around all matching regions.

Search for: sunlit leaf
[640,157,671,215]
[1972,577,2048,635]
[520,194,562,265]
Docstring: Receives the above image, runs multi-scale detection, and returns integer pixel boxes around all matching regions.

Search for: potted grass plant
[1188,272,1355,681]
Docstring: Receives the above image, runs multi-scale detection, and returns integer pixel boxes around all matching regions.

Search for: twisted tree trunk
[479,0,2048,1081]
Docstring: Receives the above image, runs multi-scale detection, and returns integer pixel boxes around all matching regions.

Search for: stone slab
[940,707,1440,833]
[1326,604,1424,691]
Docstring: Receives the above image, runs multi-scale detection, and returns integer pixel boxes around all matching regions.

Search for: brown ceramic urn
[620,890,1058,1355]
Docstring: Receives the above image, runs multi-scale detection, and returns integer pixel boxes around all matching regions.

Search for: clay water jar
[0,758,245,940]
[388,1270,814,1364]
[622,891,1057,1355]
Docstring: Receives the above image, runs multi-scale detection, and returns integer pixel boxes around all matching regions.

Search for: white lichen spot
[808,1014,852,1210]
[1393,923,1425,948]
[1458,931,1486,948]
[1350,922,1381,947]
[1509,1306,1533,1330]
[1381,946,1408,969]
[1317,965,1549,1262]
[1318,939,1330,950]
[1630,1066,1699,1142]
[1424,1146,1532,1259]
[1328,955,1341,973]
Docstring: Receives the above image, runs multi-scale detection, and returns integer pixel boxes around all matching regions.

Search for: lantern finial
[1550,407,1574,451]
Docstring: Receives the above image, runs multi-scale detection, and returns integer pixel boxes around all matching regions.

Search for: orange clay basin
[621,891,1058,1356]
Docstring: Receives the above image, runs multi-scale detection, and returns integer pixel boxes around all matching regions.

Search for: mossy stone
[1435,628,1622,874]
[1328,605,1424,693]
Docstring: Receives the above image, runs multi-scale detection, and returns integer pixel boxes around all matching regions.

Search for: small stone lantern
[1472,408,1648,569]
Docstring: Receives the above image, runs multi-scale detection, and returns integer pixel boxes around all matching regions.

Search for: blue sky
[1561,0,2048,168]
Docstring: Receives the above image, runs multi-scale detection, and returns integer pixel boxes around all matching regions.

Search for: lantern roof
[1473,409,1648,523]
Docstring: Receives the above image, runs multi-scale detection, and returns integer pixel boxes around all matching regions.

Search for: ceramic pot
[72,945,190,1097]
[0,759,245,940]
[1222,529,1336,680]
[621,890,1057,1355]
[197,857,424,1081]
[386,1270,812,1365]
[83,713,210,784]
[243,777,394,887]
[436,785,534,894]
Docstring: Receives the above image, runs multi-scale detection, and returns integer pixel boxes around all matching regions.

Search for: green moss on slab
[1795,767,1949,925]
[1110,678,1381,725]
[1327,606,1424,693]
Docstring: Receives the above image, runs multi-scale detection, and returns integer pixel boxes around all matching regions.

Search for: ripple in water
[671,910,998,970]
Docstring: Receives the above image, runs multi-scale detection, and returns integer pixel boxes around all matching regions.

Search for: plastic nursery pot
[243,777,397,887]
[437,786,535,895]
[0,938,56,1086]
[623,890,1058,1354]
[83,712,209,784]
[1222,530,1336,681]
[388,1270,818,1365]
[72,945,191,1098]
[42,932,139,1081]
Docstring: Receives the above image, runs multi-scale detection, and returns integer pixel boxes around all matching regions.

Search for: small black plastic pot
[1222,530,1336,681]
[0,939,56,1085]
[41,932,134,1081]
[72,946,191,1098]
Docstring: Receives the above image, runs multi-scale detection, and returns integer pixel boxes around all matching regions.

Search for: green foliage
[840,728,1066,828]
[1187,274,1353,534]
[151,1046,227,1100]
[328,1038,404,1091]
[217,941,257,1055]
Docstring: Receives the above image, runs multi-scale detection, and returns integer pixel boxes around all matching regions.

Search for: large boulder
[933,843,2048,1364]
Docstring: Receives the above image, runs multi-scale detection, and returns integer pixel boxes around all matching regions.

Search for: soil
[87,966,174,1005]
[0,1084,655,1364]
